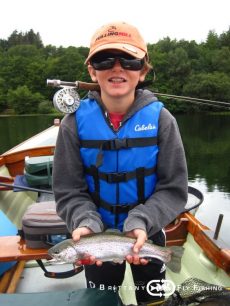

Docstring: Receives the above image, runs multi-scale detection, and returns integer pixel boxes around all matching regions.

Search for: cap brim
[85,43,146,64]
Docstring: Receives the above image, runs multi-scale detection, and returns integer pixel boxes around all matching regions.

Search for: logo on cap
[95,27,131,42]
[108,25,117,32]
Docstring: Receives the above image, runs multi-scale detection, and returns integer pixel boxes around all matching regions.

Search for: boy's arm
[123,108,188,236]
[53,113,104,233]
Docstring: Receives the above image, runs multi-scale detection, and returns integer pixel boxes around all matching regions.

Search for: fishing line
[154,92,230,110]
[174,99,230,110]
[154,92,230,106]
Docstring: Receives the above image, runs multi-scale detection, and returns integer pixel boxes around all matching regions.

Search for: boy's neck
[101,93,135,114]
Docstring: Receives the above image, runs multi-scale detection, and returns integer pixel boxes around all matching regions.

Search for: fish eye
[53,250,60,254]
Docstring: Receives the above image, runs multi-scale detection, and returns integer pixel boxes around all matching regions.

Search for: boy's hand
[72,227,103,266]
[125,229,149,265]
[72,226,93,241]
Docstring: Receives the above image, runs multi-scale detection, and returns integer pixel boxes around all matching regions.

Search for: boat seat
[24,155,53,187]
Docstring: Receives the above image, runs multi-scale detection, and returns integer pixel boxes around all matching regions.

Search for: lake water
[0,113,230,244]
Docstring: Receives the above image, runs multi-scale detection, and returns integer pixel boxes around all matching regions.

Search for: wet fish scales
[48,232,183,273]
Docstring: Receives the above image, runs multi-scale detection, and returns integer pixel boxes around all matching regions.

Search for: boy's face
[88,50,148,101]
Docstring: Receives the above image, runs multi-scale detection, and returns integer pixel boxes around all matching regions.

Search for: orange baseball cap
[85,21,148,63]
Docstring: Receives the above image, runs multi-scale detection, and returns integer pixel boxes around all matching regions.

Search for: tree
[38,100,55,114]
[7,29,43,48]
[219,27,230,48]
[7,85,43,114]
[211,47,230,74]
[205,30,220,49]
[46,46,87,82]
[0,39,9,50]
[0,76,7,112]
[167,47,191,93]
[183,72,230,103]
[154,37,177,53]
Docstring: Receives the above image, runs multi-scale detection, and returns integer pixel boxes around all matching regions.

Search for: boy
[53,21,188,305]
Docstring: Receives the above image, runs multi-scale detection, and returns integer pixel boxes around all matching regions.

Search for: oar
[0,182,53,194]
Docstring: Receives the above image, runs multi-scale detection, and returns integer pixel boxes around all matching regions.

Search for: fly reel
[53,87,80,114]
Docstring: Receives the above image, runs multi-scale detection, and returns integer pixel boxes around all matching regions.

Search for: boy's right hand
[72,226,93,241]
[72,227,103,266]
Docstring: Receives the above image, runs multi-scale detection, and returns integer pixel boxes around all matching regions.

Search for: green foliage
[38,100,55,114]
[183,72,230,102]
[205,30,220,49]
[0,27,229,114]
[219,27,230,47]
[7,85,43,114]
[46,46,87,81]
[0,77,7,112]
[0,93,7,112]
[6,29,43,48]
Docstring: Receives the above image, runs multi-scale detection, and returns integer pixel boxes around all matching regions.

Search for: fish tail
[167,246,184,273]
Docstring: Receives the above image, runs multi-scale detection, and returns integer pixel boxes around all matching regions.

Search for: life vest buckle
[106,172,127,183]
[109,138,128,150]
[111,203,132,214]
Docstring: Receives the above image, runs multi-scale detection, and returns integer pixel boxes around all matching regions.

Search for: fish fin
[167,246,184,273]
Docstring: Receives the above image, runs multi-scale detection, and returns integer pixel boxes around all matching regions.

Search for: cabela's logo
[135,123,156,132]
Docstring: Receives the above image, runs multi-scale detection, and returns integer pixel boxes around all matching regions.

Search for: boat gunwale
[185,212,230,275]
[1,125,58,156]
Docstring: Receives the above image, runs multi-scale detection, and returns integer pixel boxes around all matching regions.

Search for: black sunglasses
[90,52,145,71]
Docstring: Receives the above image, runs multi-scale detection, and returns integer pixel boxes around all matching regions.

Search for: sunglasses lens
[120,58,144,70]
[91,58,115,70]
[90,52,144,71]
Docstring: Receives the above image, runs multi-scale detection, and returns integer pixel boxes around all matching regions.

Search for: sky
[0,0,229,48]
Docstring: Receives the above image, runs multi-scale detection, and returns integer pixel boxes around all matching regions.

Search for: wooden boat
[0,119,229,305]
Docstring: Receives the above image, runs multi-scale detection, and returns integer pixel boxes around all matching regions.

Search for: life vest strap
[85,166,156,183]
[136,167,145,203]
[89,165,100,204]
[90,194,139,214]
[80,136,157,150]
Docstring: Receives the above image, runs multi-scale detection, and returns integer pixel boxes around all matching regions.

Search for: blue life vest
[76,98,163,230]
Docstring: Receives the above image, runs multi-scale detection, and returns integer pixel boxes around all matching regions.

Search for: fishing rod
[154,92,230,110]
[0,182,53,194]
[47,79,100,91]
[153,92,230,106]
[47,79,230,113]
[179,100,230,110]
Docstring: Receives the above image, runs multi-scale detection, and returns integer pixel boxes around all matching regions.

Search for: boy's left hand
[125,229,149,265]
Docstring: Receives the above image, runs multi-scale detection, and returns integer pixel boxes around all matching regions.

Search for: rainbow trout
[48,232,184,273]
